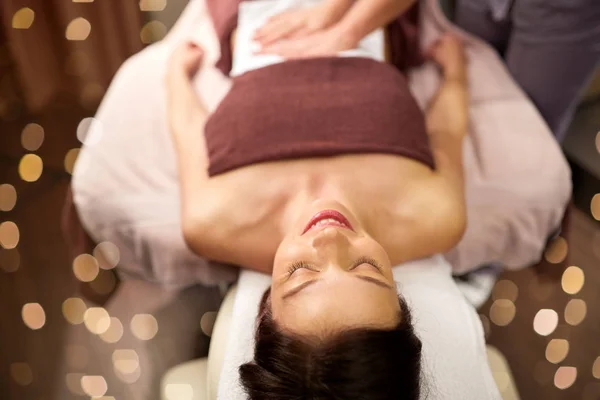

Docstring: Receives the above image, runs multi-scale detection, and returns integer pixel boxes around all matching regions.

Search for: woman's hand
[254,0,353,47]
[165,42,208,143]
[258,25,358,59]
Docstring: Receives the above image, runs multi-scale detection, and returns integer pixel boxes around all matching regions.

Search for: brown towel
[205,57,434,176]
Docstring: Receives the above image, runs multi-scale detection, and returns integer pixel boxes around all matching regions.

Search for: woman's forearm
[336,0,416,43]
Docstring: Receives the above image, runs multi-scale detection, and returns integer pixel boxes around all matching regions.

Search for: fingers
[255,12,307,47]
[169,41,204,80]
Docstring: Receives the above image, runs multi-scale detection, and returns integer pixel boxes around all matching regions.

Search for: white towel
[217,257,501,399]
[231,0,385,77]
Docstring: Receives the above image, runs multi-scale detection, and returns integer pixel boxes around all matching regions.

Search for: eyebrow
[282,275,393,300]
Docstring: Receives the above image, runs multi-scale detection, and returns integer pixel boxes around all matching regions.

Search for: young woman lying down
[166,0,468,398]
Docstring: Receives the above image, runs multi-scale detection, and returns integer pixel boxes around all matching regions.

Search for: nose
[310,227,352,268]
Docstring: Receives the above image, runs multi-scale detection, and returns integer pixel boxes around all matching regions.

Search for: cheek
[273,237,309,272]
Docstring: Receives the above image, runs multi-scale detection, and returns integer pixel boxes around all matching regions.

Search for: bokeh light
[22,303,46,330]
[81,375,107,397]
[21,123,44,151]
[10,362,33,386]
[130,314,159,340]
[533,309,558,336]
[562,266,585,295]
[554,366,577,390]
[140,0,167,11]
[99,317,123,344]
[73,253,99,282]
[164,384,194,400]
[591,194,600,221]
[66,344,89,369]
[66,17,91,41]
[0,248,20,272]
[0,221,20,249]
[64,148,81,175]
[201,311,218,336]
[0,184,17,211]
[76,117,103,146]
[565,299,587,326]
[545,339,569,364]
[140,21,167,44]
[19,154,43,182]
[492,280,519,302]
[65,373,85,395]
[112,349,140,375]
[83,307,111,334]
[489,299,516,327]
[592,357,600,379]
[94,241,120,270]
[12,8,35,29]
[544,236,568,264]
[62,297,87,325]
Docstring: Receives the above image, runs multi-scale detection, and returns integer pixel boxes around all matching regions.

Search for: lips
[302,210,354,235]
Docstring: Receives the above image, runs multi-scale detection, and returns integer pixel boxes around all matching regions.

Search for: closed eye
[351,256,383,272]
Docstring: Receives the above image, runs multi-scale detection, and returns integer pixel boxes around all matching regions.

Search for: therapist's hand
[258,26,358,58]
[254,0,353,47]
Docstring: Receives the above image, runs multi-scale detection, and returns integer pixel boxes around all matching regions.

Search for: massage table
[67,0,571,398]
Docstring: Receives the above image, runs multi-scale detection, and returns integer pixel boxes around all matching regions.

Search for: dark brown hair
[239,289,423,400]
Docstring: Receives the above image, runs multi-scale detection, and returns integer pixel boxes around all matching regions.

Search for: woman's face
[271,200,401,337]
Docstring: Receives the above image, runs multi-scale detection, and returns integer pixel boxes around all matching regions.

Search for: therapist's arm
[337,0,416,44]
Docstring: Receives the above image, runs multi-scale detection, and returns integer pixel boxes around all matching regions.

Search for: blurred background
[0,0,599,399]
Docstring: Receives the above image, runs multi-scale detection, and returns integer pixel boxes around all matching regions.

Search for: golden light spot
[66,17,91,41]
[65,373,85,395]
[115,364,141,384]
[22,303,46,330]
[12,8,35,29]
[76,118,103,146]
[0,221,19,249]
[64,148,81,175]
[592,194,600,221]
[565,299,587,326]
[94,241,120,269]
[533,309,558,336]
[140,0,167,11]
[479,314,491,339]
[90,270,117,295]
[66,345,89,369]
[164,383,194,400]
[96,397,116,400]
[0,248,20,272]
[562,266,585,295]
[130,314,158,340]
[545,339,569,364]
[554,366,577,390]
[112,349,140,375]
[19,154,43,182]
[62,297,87,325]
[80,375,107,397]
[544,236,568,264]
[0,183,17,211]
[528,275,555,301]
[65,51,90,76]
[10,362,33,386]
[73,0,95,3]
[83,307,111,335]
[489,299,516,327]
[596,131,600,153]
[592,357,600,379]
[100,317,123,344]
[200,311,218,336]
[80,83,105,108]
[534,361,554,385]
[140,21,167,44]
[72,253,98,282]
[492,280,519,302]
[21,123,44,151]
